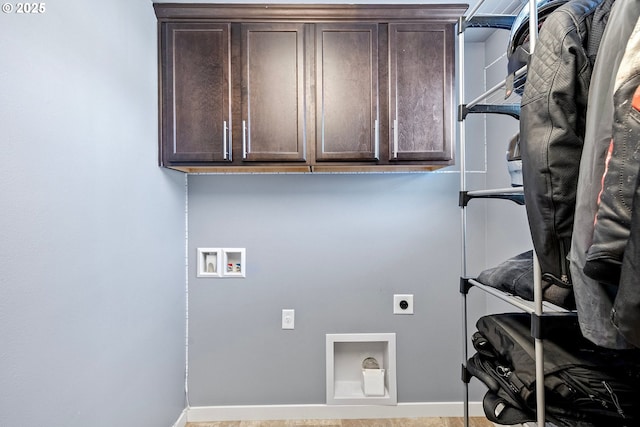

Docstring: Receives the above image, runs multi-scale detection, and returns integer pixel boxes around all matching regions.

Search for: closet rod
[466,65,526,109]
[525,0,543,423]
[468,279,568,313]
[469,280,536,312]
[466,0,487,21]
[466,187,523,196]
[456,15,470,427]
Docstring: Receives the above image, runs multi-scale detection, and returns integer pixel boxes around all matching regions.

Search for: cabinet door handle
[393,119,398,159]
[374,119,379,160]
[223,121,228,160]
[242,120,247,159]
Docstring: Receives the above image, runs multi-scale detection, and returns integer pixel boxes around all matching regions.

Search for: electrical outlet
[393,294,414,315]
[282,309,295,329]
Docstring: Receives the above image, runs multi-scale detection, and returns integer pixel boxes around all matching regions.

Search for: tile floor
[186,418,495,427]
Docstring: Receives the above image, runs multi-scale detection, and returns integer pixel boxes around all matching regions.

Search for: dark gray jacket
[570,0,640,349]
[520,0,610,289]
[585,24,640,286]
[599,18,640,349]
[614,73,640,348]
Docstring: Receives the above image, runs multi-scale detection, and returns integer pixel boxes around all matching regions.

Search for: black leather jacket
[520,0,611,287]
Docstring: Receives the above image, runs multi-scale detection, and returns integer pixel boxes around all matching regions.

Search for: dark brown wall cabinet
[154,4,467,173]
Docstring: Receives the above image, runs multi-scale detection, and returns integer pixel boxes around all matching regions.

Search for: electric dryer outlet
[393,294,414,314]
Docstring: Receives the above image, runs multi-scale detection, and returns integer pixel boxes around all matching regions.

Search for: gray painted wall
[0,1,186,426]
[188,173,485,405]
[185,39,496,406]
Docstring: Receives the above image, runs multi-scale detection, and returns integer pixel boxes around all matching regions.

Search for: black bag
[466,313,640,426]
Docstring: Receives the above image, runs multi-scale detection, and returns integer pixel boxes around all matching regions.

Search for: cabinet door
[389,23,454,162]
[241,24,307,162]
[316,23,379,161]
[161,23,231,164]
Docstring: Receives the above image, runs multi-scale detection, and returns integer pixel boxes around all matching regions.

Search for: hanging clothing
[570,0,640,349]
[585,20,640,286]
[607,20,640,348]
[520,0,613,289]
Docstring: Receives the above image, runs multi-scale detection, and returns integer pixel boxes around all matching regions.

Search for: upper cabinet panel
[161,23,231,164]
[241,24,307,162]
[389,23,454,162]
[316,23,379,162]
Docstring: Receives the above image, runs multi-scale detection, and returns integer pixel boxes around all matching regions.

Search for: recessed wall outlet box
[393,294,414,314]
[282,309,295,329]
[197,248,222,277]
[326,333,397,405]
[362,368,385,396]
[197,248,246,278]
[222,248,246,278]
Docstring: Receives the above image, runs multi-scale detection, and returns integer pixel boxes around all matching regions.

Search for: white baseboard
[172,408,188,427]
[187,402,485,422]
